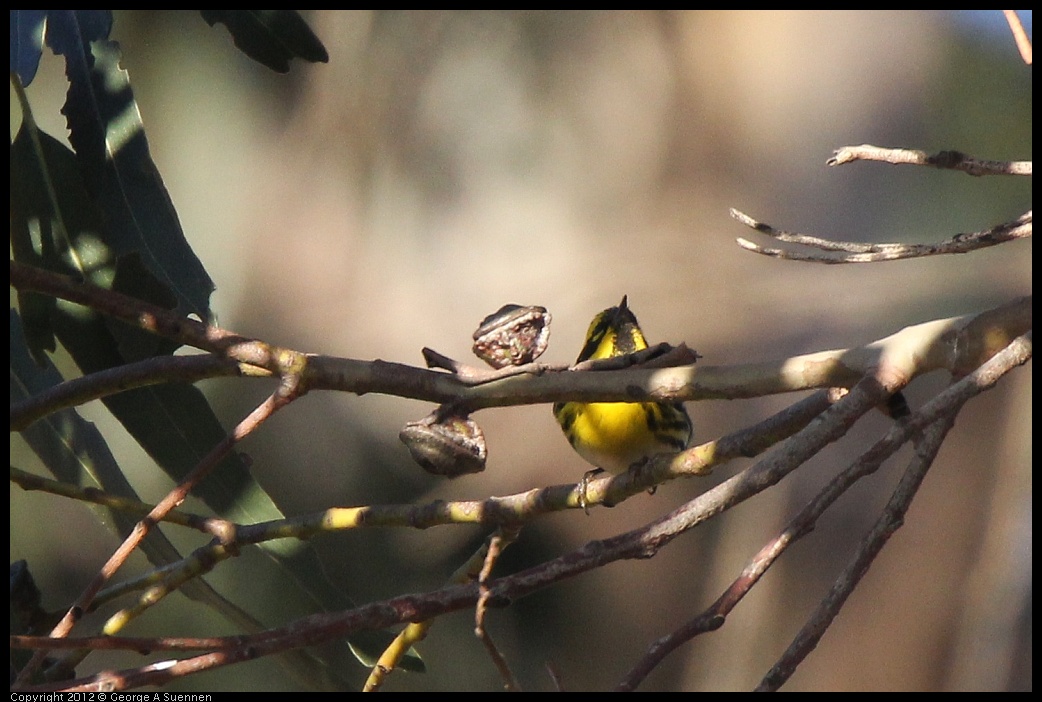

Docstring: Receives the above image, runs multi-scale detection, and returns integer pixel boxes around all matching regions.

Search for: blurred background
[11,10,1031,691]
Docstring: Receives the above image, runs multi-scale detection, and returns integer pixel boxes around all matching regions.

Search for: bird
[553,296,693,511]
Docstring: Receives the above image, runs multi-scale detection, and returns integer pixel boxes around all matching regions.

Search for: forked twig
[734,208,1031,263]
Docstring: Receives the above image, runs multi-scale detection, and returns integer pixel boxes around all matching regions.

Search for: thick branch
[11,261,1031,429]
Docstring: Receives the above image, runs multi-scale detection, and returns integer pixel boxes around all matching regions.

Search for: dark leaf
[11,310,354,689]
[107,253,182,362]
[10,125,108,364]
[9,10,49,85]
[200,10,329,73]
[45,10,215,324]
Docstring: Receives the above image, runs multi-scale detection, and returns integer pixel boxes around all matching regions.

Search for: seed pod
[472,304,551,368]
[399,412,487,477]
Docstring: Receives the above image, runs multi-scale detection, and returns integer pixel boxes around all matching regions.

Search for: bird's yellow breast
[563,401,668,474]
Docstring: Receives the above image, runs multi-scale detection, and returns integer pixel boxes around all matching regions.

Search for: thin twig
[9,467,232,537]
[757,417,955,691]
[421,346,553,384]
[476,527,523,691]
[9,259,283,373]
[733,208,1031,263]
[1003,10,1032,65]
[361,527,520,691]
[617,331,1030,690]
[11,634,243,652]
[756,331,1031,691]
[13,389,300,687]
[544,661,566,691]
[10,353,263,430]
[420,342,699,386]
[361,620,431,692]
[826,144,1031,176]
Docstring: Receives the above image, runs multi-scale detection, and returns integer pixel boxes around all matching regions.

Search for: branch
[10,371,894,692]
[1004,10,1032,65]
[13,389,299,687]
[617,331,1031,691]
[9,467,232,537]
[733,208,1032,263]
[826,144,1031,176]
[10,353,265,430]
[13,327,1030,692]
[11,386,829,649]
[10,261,1032,427]
[757,414,955,691]
[757,331,1031,690]
[474,527,523,692]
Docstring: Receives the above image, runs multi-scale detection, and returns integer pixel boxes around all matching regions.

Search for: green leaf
[10,310,353,689]
[13,13,410,679]
[12,307,209,585]
[10,123,405,684]
[106,252,181,362]
[45,11,214,322]
[10,125,106,364]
